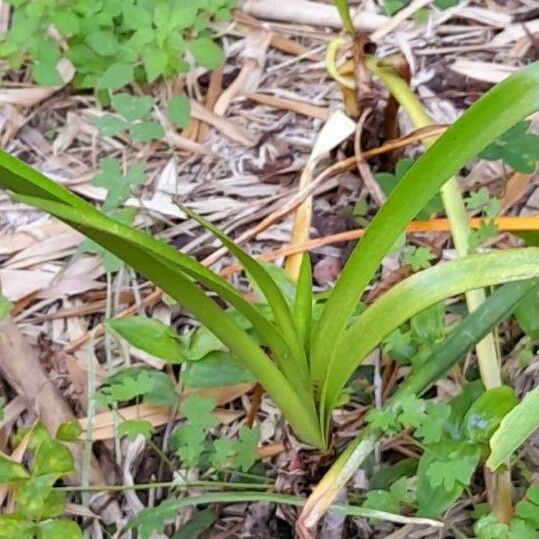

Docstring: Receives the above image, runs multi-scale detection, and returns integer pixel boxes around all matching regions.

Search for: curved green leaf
[107,316,185,363]
[313,61,539,392]
[11,196,322,447]
[323,249,539,418]
[302,279,534,521]
[180,205,309,384]
[488,385,539,470]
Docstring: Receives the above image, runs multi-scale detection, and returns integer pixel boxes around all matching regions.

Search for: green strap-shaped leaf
[0,149,295,372]
[488,384,539,470]
[15,195,322,448]
[293,254,313,356]
[322,249,539,419]
[179,206,309,386]
[303,279,535,518]
[312,61,539,391]
[398,280,538,398]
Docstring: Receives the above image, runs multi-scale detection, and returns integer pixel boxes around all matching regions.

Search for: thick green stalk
[365,58,501,389]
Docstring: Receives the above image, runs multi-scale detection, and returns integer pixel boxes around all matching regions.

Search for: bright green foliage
[96,367,178,407]
[464,187,501,251]
[361,477,414,514]
[117,420,154,441]
[1,60,539,456]
[0,0,233,88]
[513,287,539,339]
[415,401,451,444]
[374,158,444,219]
[469,220,499,252]
[55,420,83,443]
[107,315,185,363]
[170,395,259,471]
[480,121,539,173]
[166,96,192,129]
[95,95,164,143]
[0,423,82,538]
[368,385,518,517]
[473,486,539,538]
[80,156,142,271]
[465,187,500,217]
[92,158,146,210]
[402,246,435,271]
[171,394,219,468]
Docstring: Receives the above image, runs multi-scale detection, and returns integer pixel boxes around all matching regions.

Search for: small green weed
[0,423,82,538]
[0,0,232,89]
[366,385,517,517]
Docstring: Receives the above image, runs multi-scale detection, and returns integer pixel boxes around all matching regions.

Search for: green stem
[334,0,355,34]
[55,479,273,493]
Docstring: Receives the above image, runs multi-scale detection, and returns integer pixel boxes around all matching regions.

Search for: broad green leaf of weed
[92,158,146,210]
[464,386,517,444]
[50,11,81,36]
[97,62,134,90]
[94,115,129,137]
[38,519,83,539]
[362,477,413,514]
[397,394,425,429]
[183,351,256,388]
[16,474,64,520]
[383,328,415,363]
[509,518,537,539]
[480,121,539,173]
[86,30,119,56]
[118,420,154,441]
[402,246,435,271]
[235,426,259,472]
[515,486,539,528]
[172,395,218,467]
[415,401,451,444]
[143,48,169,82]
[55,420,82,443]
[31,61,62,86]
[32,439,73,476]
[210,438,238,469]
[0,515,35,539]
[190,37,224,69]
[130,120,165,143]
[182,394,218,429]
[0,454,29,483]
[384,0,408,15]
[474,514,510,539]
[172,425,207,467]
[100,370,154,404]
[111,93,153,121]
[366,407,400,435]
[465,187,501,218]
[362,489,398,513]
[107,315,185,363]
[374,157,444,218]
[426,450,478,491]
[167,96,191,129]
